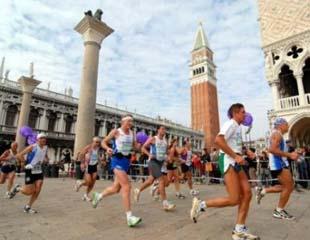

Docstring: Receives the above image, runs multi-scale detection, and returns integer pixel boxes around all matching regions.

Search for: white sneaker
[82,194,92,202]
[127,215,142,227]
[163,201,176,211]
[134,188,140,203]
[74,180,82,192]
[150,182,159,197]
[5,191,10,198]
[232,226,260,240]
[190,197,204,223]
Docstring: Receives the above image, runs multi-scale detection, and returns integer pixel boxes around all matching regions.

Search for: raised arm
[141,137,154,159]
[268,132,298,160]
[102,129,117,155]
[0,150,10,162]
[214,135,245,165]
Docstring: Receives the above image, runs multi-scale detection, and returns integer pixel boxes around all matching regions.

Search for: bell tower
[190,22,219,150]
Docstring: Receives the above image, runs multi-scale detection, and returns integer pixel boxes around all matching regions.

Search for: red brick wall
[191,81,219,150]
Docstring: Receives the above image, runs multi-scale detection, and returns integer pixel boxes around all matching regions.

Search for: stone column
[57,113,65,132]
[269,80,280,110]
[0,100,4,125]
[296,73,306,106]
[73,14,113,157]
[15,76,41,151]
[39,109,48,130]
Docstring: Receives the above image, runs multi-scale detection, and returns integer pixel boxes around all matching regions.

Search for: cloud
[0,0,272,139]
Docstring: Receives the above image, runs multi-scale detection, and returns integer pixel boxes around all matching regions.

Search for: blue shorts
[111,156,130,172]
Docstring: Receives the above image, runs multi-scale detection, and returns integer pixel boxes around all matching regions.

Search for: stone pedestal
[73,15,113,157]
[15,76,41,151]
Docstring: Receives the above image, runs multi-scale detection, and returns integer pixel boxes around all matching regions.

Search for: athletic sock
[261,188,266,195]
[199,200,207,210]
[276,207,283,212]
[235,224,245,232]
[126,211,132,220]
[163,200,168,206]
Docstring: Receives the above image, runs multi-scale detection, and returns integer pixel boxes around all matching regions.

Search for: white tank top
[30,144,48,174]
[186,150,192,166]
[3,149,17,166]
[150,136,167,161]
[88,148,99,166]
[114,128,133,156]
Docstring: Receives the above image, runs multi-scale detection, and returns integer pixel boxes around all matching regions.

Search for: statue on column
[29,62,34,78]
[84,9,103,21]
[4,70,10,80]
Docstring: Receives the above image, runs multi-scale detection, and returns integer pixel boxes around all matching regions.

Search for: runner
[9,133,49,214]
[0,142,18,198]
[180,140,199,196]
[190,103,259,240]
[133,125,176,211]
[255,118,299,220]
[74,137,104,201]
[91,114,142,227]
[167,138,185,199]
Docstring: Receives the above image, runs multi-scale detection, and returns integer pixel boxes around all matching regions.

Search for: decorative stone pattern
[258,0,310,146]
[258,0,310,47]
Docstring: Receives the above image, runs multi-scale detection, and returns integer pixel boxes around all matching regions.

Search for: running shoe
[82,194,92,202]
[273,209,295,220]
[255,186,265,204]
[190,197,204,223]
[232,226,260,240]
[134,188,140,203]
[176,193,186,199]
[92,192,101,208]
[9,184,20,199]
[150,183,159,197]
[163,201,176,211]
[5,191,10,199]
[24,205,38,214]
[74,180,82,192]
[127,215,142,227]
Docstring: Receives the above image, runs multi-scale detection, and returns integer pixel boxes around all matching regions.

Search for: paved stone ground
[0,177,309,240]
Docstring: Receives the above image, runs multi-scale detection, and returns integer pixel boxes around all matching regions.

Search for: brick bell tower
[190,22,220,150]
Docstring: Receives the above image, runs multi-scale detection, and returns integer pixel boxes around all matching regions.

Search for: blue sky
[0,0,272,139]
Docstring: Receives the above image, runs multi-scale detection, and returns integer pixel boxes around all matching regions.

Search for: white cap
[36,133,47,140]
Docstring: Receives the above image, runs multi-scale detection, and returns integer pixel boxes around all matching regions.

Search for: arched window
[278,65,299,97]
[47,111,57,132]
[28,108,39,129]
[5,105,17,126]
[65,115,74,133]
[202,66,205,73]
[94,120,100,136]
[302,58,310,94]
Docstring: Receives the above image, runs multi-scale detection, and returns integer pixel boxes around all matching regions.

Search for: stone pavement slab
[0,178,309,240]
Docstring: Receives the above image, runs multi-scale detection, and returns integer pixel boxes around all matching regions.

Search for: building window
[47,112,57,132]
[5,105,18,126]
[28,108,39,129]
[65,115,73,133]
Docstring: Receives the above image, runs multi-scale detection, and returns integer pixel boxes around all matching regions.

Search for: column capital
[74,16,114,46]
[18,76,41,93]
[268,79,280,87]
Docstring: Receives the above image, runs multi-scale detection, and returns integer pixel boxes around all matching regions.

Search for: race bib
[31,163,42,174]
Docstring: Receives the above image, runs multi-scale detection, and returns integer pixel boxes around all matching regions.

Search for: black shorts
[181,164,192,173]
[167,163,177,170]
[1,165,16,174]
[87,164,98,174]
[25,169,44,185]
[270,167,289,186]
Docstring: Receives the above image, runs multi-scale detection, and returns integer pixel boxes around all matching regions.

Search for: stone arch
[288,112,310,147]
[278,64,299,98]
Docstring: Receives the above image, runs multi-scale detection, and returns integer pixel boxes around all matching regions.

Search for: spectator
[201,148,212,183]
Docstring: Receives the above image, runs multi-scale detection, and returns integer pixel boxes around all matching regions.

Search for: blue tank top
[269,130,289,171]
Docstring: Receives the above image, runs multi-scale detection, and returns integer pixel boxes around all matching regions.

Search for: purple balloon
[136,132,149,145]
[242,112,253,127]
[27,133,37,145]
[20,126,33,138]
